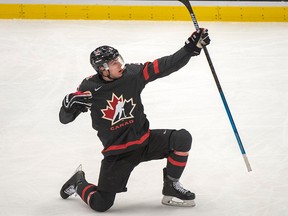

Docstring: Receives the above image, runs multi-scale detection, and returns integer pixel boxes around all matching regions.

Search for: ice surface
[0,19,288,216]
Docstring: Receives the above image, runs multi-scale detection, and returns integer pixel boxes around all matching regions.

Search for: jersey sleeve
[139,47,194,85]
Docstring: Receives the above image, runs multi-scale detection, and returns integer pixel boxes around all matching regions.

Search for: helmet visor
[105,55,125,70]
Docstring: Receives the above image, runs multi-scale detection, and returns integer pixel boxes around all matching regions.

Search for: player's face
[107,56,125,79]
[100,55,125,81]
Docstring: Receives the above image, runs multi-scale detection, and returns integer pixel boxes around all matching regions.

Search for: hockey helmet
[90,45,124,73]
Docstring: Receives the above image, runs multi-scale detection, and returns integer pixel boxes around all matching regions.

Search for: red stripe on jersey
[143,62,149,80]
[102,130,150,153]
[153,59,159,74]
[167,156,187,167]
[81,185,94,201]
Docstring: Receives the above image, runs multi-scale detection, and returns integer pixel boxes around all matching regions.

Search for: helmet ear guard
[101,63,110,72]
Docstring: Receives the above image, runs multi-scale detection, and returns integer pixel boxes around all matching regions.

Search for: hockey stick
[178,0,252,172]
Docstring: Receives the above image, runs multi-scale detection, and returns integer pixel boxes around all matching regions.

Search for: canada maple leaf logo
[101,93,136,125]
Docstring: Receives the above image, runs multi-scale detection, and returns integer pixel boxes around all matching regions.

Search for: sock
[76,179,97,205]
[166,151,188,179]
[76,179,116,212]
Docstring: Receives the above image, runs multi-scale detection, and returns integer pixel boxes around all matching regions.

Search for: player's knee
[89,191,115,212]
[91,202,113,212]
[170,129,192,152]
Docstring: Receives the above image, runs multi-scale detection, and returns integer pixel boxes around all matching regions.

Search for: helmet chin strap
[106,70,114,80]
[101,69,115,81]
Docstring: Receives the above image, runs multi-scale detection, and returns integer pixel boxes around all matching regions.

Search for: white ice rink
[0,19,288,216]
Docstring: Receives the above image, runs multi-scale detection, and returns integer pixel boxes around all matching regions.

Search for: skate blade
[74,164,82,173]
[161,196,196,207]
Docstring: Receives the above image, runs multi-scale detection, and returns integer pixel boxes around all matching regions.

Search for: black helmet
[90,45,120,73]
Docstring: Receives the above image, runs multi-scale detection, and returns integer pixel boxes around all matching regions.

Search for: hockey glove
[184,28,211,56]
[62,91,92,113]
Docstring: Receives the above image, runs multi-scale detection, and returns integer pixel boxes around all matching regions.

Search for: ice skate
[161,168,195,207]
[60,164,85,199]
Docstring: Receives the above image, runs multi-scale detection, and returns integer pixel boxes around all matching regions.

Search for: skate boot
[162,168,195,207]
[60,164,85,199]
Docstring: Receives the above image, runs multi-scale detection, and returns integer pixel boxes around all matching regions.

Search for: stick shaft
[179,0,252,172]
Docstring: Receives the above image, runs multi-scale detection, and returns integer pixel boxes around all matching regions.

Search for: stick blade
[178,0,193,13]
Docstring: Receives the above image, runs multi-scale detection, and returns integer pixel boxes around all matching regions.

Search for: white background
[0,20,288,216]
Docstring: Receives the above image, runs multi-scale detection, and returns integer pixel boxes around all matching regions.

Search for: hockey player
[59,28,210,212]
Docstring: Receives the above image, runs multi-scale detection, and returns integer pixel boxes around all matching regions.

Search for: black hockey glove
[62,91,92,113]
[184,28,211,56]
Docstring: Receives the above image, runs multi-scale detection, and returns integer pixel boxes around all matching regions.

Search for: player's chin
[117,71,124,77]
[112,74,123,80]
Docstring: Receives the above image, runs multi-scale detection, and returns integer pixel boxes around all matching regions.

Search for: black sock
[166,152,188,179]
[76,179,97,205]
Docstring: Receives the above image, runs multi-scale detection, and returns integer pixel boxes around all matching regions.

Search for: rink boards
[0,3,287,22]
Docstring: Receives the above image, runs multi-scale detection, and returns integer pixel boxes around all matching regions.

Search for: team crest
[101,93,136,125]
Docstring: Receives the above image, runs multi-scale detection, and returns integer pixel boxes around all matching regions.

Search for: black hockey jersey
[59,47,194,157]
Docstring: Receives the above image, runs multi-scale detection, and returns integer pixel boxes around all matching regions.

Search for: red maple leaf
[101,93,123,121]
